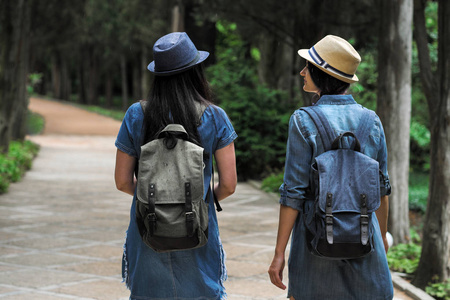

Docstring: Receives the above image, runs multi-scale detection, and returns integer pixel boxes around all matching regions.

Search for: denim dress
[280,95,394,300]
[115,102,237,300]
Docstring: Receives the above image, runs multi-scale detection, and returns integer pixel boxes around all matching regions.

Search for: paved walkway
[0,98,418,299]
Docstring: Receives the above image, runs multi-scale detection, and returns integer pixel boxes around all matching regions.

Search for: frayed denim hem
[122,230,130,290]
[218,236,227,299]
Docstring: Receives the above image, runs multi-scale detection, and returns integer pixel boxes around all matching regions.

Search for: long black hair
[141,64,212,146]
[307,62,350,96]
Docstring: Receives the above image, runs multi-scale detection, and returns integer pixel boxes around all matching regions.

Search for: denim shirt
[280,94,391,211]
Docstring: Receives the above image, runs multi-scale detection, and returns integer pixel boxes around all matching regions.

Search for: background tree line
[0,0,448,295]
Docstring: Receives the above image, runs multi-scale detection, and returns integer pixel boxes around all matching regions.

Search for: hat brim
[298,49,358,84]
[147,51,209,76]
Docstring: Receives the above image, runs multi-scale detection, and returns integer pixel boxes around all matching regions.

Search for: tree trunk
[132,57,141,101]
[60,56,71,101]
[376,0,412,244]
[171,2,184,32]
[141,46,150,98]
[120,54,129,111]
[105,71,113,108]
[82,47,92,105]
[257,35,294,93]
[51,53,61,99]
[412,0,450,287]
[86,50,98,105]
[0,0,30,150]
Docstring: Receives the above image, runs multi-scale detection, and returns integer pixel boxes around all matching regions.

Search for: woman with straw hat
[115,32,237,299]
[268,35,393,299]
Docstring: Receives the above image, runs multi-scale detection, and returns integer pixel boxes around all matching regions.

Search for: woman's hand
[268,252,286,290]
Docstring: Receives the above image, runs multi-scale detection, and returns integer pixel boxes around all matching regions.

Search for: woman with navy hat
[115,32,237,300]
[268,35,393,300]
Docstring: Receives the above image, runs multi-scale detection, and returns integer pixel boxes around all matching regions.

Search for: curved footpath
[0,97,427,299]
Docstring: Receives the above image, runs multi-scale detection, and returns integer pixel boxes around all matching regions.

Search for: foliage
[0,141,40,194]
[387,229,422,274]
[27,111,45,135]
[261,172,284,193]
[349,48,378,111]
[75,104,125,121]
[26,73,43,94]
[425,278,450,300]
[408,171,429,213]
[207,21,294,180]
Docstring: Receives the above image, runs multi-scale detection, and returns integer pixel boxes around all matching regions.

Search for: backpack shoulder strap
[355,109,376,152]
[301,106,336,151]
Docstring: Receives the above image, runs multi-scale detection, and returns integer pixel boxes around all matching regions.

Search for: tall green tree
[412,0,450,287]
[0,0,31,150]
[376,0,412,245]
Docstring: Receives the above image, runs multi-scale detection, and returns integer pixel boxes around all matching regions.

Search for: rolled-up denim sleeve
[115,105,138,157]
[376,119,391,196]
[279,112,312,211]
[213,106,238,150]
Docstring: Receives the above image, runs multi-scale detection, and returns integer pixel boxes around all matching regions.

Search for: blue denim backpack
[301,106,380,260]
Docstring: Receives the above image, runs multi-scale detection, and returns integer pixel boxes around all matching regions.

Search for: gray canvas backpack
[301,106,381,260]
[135,100,220,252]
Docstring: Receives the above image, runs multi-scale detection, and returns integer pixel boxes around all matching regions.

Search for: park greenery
[0,140,40,194]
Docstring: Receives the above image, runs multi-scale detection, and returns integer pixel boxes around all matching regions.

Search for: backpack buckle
[360,214,369,225]
[326,214,333,225]
[185,211,194,221]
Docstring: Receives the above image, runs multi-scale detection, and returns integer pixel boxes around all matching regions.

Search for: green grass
[75,104,126,121]
[27,110,45,135]
[0,140,40,194]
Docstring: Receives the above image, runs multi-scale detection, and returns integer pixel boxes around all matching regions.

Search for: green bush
[0,140,40,194]
[27,110,45,135]
[387,229,422,274]
[426,278,450,300]
[207,21,294,180]
[261,172,284,193]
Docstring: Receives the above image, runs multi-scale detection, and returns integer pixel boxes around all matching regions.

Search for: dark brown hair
[141,64,212,146]
[307,62,350,96]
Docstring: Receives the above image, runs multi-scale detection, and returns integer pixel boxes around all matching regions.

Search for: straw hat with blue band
[298,35,361,84]
[148,32,209,76]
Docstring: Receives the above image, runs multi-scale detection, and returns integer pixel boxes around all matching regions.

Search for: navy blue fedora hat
[147,32,209,76]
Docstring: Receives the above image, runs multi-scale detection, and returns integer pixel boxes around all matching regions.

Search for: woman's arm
[268,205,298,290]
[376,195,389,253]
[114,149,137,196]
[214,142,237,201]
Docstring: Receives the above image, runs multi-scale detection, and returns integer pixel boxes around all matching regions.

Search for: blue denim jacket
[280,94,391,211]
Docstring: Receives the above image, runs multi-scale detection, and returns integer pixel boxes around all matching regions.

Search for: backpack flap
[315,149,380,246]
[137,138,205,205]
